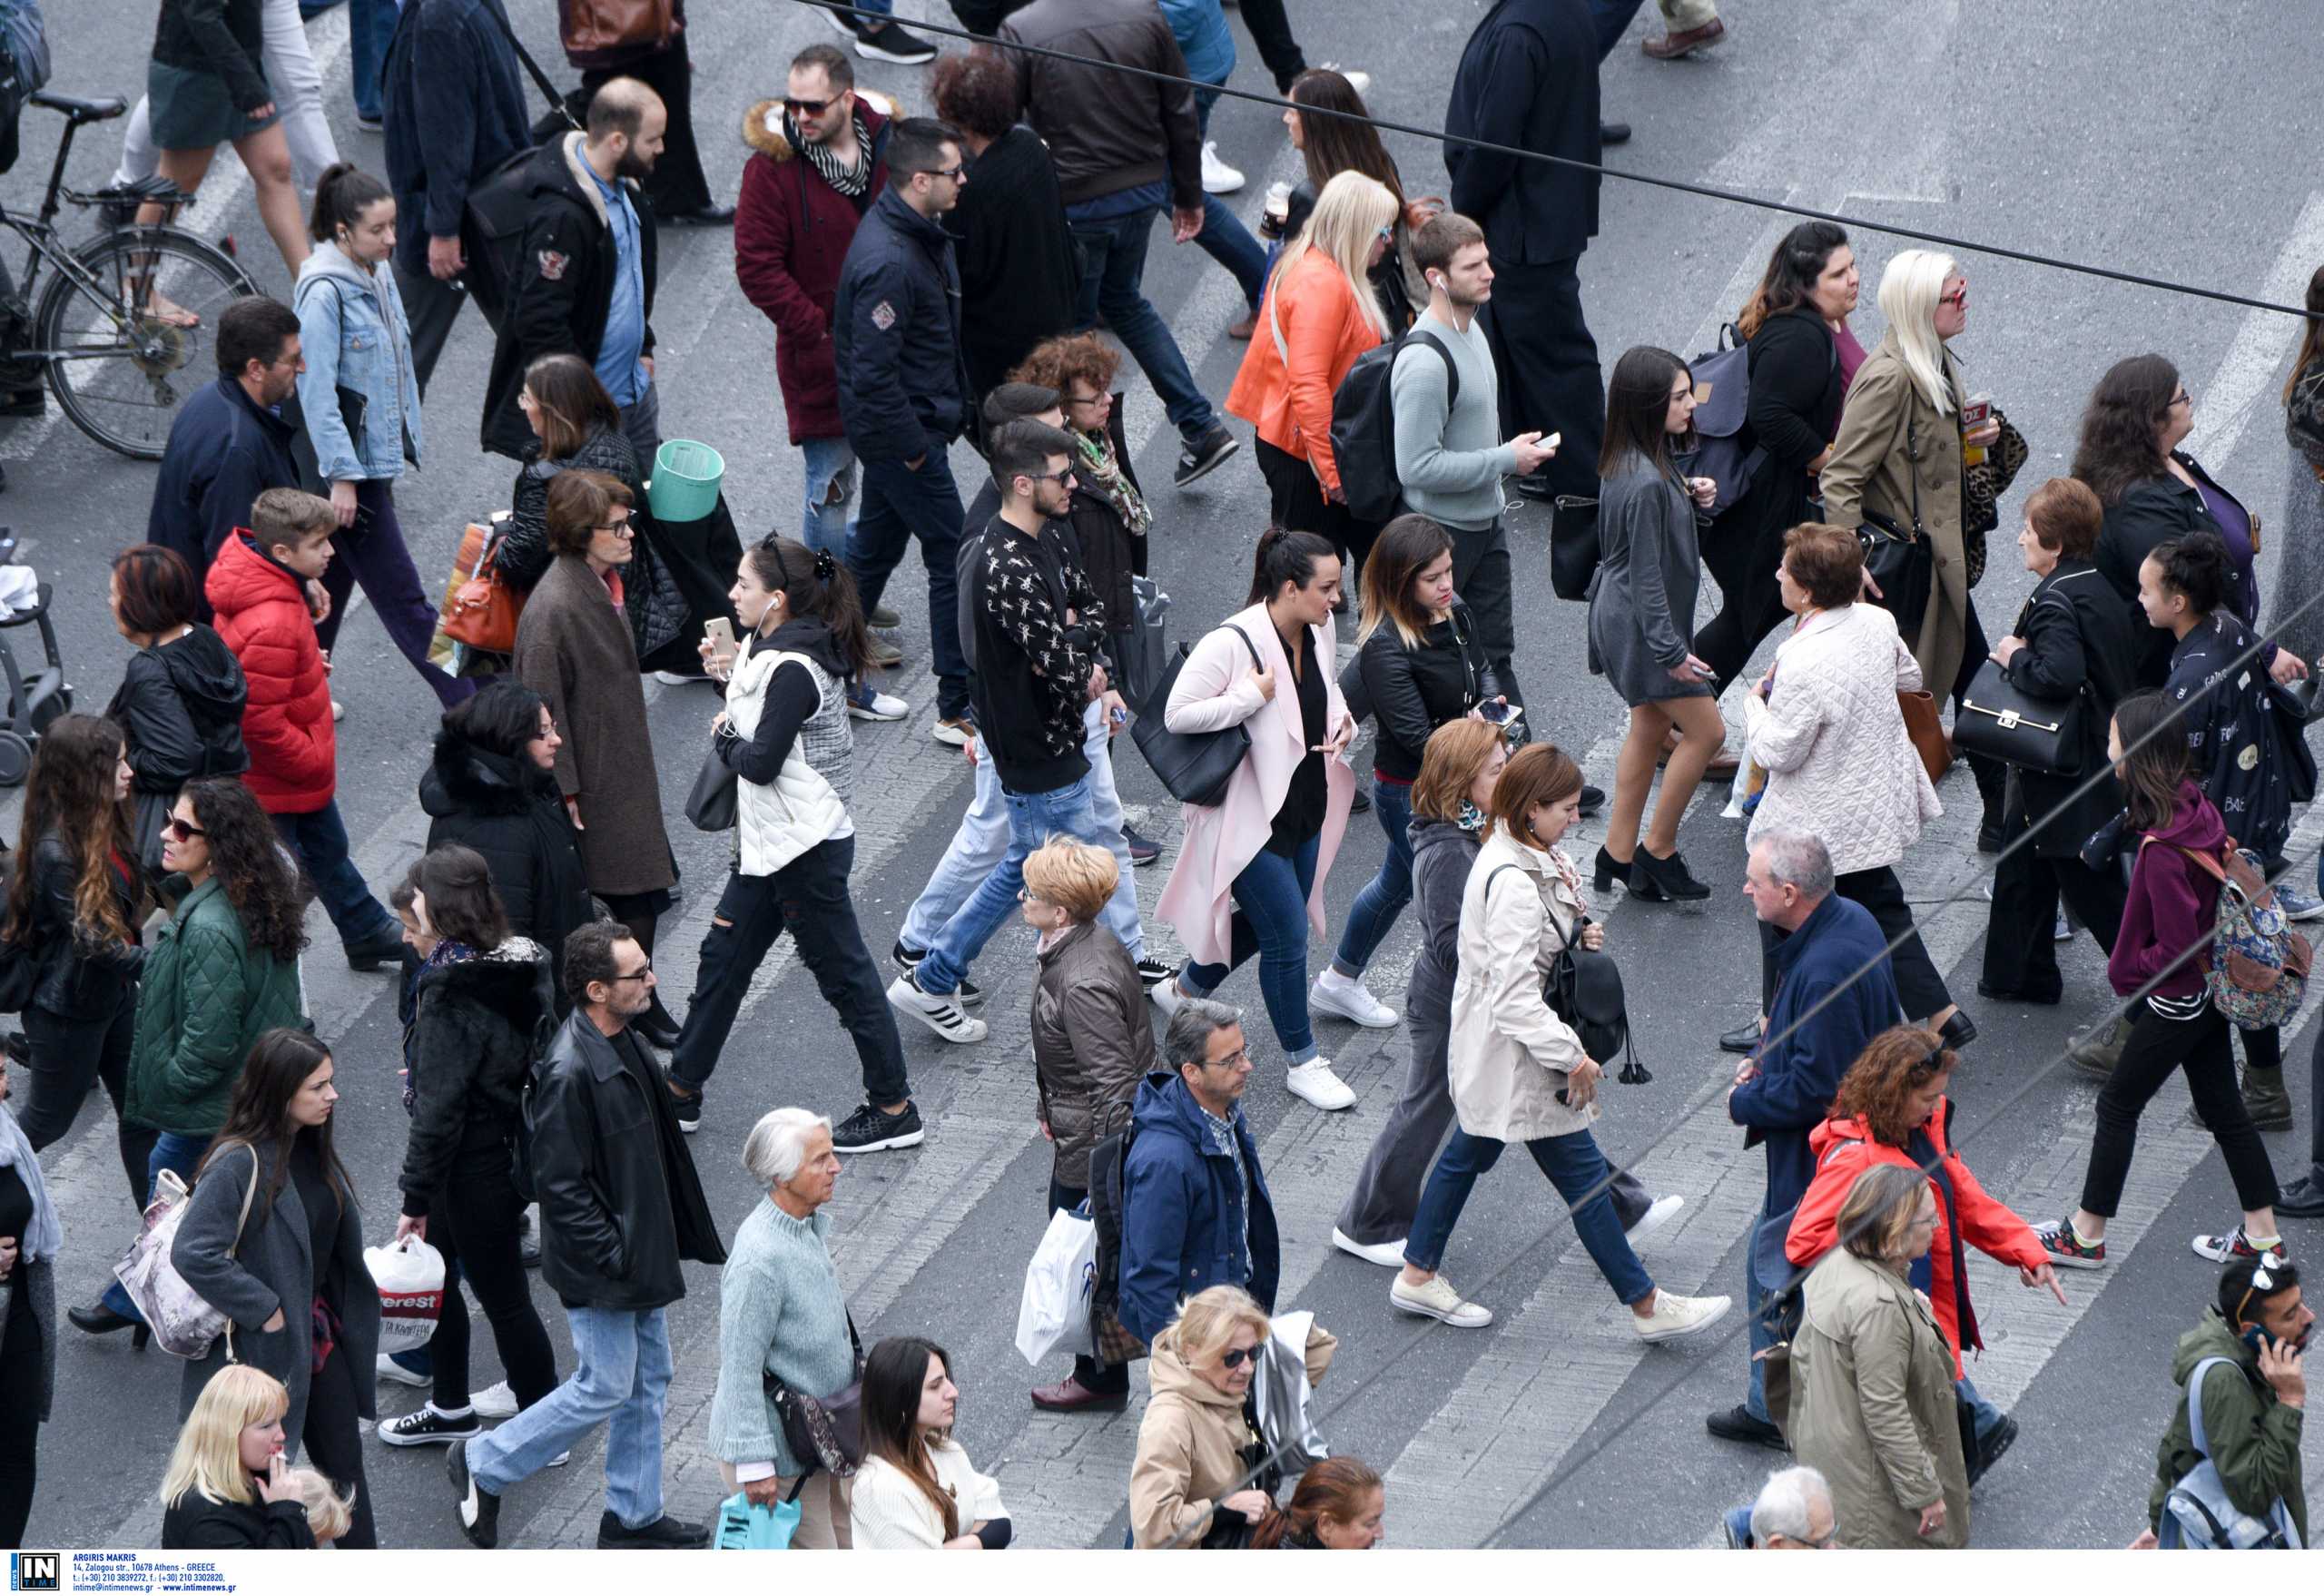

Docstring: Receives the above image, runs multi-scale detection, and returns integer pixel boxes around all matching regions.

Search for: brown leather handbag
[440,523,524,654]
[1896,689,1952,786]
[558,0,676,63]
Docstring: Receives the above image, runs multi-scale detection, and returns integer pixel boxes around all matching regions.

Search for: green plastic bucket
[649,439,725,523]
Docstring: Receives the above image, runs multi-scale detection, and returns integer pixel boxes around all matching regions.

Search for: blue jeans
[1744,1193,1780,1424]
[916,772,1118,995]
[1721,1503,1754,1548]
[1332,779,1413,977]
[100,1130,212,1321]
[1188,74,1266,311]
[272,801,398,951]
[1066,186,1217,442]
[468,1303,673,1527]
[800,436,857,557]
[1181,835,1320,1064]
[846,454,970,722]
[347,0,398,119]
[1957,1375,2004,1448]
[1404,1127,1655,1305]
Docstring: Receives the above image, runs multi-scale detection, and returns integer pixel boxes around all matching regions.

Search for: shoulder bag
[1960,409,2029,587]
[762,1314,865,1478]
[1485,865,1649,1084]
[1549,494,1600,602]
[1130,624,1265,808]
[1857,414,1935,634]
[684,736,738,832]
[440,521,525,654]
[113,1146,261,1360]
[1953,591,2084,774]
[2160,1355,2305,1548]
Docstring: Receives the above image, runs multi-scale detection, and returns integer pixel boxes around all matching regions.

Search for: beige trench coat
[1444,828,1598,1143]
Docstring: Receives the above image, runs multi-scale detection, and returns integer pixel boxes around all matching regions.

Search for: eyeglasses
[1202,1046,1252,1070]
[1035,466,1078,487]
[596,519,635,537]
[783,96,833,116]
[922,164,966,183]
[607,961,655,984]
[1908,1039,1948,1076]
[2170,389,2195,410]
[164,816,206,842]
[1064,390,1105,409]
[1376,224,1394,244]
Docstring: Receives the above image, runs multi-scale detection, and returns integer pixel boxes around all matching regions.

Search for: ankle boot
[1629,847,1710,902]
[1592,844,1628,894]
[2240,1063,2294,1131]
[2067,1013,2130,1080]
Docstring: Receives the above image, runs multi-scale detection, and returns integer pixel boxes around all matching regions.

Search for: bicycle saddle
[30,91,129,123]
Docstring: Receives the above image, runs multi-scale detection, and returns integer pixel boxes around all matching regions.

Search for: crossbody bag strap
[480,0,582,132]
[1220,622,1264,671]
[221,1141,261,1365]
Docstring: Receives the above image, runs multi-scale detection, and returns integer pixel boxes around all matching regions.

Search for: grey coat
[513,554,676,898]
[170,1138,380,1453]
[1588,457,1709,705]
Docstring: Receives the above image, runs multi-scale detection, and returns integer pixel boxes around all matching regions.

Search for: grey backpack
[2159,1355,2304,1549]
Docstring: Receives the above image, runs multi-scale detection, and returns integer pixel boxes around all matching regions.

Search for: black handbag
[1549,494,1600,602]
[763,1315,865,1478]
[1857,416,1934,632]
[1130,624,1264,808]
[1487,865,1649,1083]
[684,737,738,832]
[1953,658,2084,776]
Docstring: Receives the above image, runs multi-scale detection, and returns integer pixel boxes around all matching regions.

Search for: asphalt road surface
[8,0,2324,1551]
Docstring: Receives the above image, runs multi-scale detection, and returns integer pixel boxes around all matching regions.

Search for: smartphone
[703,616,737,667]
[1479,701,1522,729]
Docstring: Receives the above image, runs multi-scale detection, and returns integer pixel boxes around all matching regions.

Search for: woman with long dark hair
[1272,68,1429,331]
[106,545,247,873]
[666,537,915,1153]
[850,1336,1009,1549]
[170,1030,379,1549]
[74,778,307,1344]
[1694,222,1862,690]
[2035,692,2284,1274]
[1589,346,1721,901]
[419,679,595,1005]
[5,716,147,1198]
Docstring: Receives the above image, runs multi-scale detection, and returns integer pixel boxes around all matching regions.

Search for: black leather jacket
[23,830,143,1021]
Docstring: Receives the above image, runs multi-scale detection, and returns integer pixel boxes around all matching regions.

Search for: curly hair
[1828,1025,1954,1147]
[181,776,309,963]
[1008,332,1120,407]
[930,48,1019,142]
[7,714,138,948]
[2073,353,2179,507]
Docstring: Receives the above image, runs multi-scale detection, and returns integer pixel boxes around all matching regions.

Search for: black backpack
[461,2,581,330]
[1329,327,1458,524]
[1484,864,1649,1084]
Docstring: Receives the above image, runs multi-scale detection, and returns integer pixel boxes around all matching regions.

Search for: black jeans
[847,455,971,722]
[2305,1021,2324,1187]
[669,841,910,1108]
[0,1292,38,1548]
[300,1343,378,1550]
[392,216,499,398]
[1255,438,1381,576]
[2080,1000,2278,1219]
[422,1138,559,1414]
[1758,866,1950,1020]
[1693,508,1791,694]
[1446,517,1523,711]
[17,995,143,1207]
[575,44,712,217]
[1231,0,1308,89]
[1478,255,1603,503]
[1980,810,2126,1000]
[1045,1177,1130,1394]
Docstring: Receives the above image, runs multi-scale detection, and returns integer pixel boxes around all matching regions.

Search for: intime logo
[8,1552,59,1592]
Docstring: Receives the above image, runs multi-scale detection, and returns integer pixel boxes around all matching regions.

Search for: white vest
[724,644,852,876]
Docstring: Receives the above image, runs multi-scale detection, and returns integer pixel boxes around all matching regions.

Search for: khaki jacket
[1445,828,1597,1142]
[1128,1318,1337,1549]
[1819,330,1972,699]
[1788,1246,1970,1549]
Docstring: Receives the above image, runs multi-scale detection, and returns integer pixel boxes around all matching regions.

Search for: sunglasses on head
[2236,1249,2290,1325]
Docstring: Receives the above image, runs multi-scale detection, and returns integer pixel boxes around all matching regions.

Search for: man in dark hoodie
[147,298,303,596]
[2142,1256,2310,1548]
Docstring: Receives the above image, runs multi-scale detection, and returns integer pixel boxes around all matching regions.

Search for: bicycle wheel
[34,227,259,460]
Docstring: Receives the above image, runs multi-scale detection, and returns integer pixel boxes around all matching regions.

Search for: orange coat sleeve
[1285,277,1367,498]
[1783,1138,1866,1269]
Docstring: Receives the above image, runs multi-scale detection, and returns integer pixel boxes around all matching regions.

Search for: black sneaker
[668,1079,702,1135]
[346,928,406,971]
[1578,783,1606,816]
[1969,1412,2018,1486]
[832,1100,926,1154]
[1123,823,1161,866]
[448,1438,500,1549]
[1704,1403,1787,1451]
[381,1404,481,1447]
[597,1512,707,1550]
[1174,425,1239,488]
[890,941,982,1005]
[1135,957,1176,991]
[853,17,939,63]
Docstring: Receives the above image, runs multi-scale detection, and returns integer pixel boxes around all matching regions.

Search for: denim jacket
[292,241,423,483]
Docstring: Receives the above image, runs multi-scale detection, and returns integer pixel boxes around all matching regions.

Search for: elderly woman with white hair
[1820,246,2010,842]
[706,1108,859,1548]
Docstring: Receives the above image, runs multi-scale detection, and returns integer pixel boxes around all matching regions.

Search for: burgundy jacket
[734,97,890,446]
[2110,782,2227,1002]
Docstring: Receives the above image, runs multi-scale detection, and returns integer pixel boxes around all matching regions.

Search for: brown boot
[1642,16,1727,58]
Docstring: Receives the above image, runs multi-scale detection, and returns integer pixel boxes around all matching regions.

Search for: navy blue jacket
[834,188,967,466]
[146,377,300,604]
[380,0,532,280]
[1728,893,1900,1213]
[1118,1070,1279,1347]
[1443,0,1600,264]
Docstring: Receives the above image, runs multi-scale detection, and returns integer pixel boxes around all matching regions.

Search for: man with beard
[481,79,668,465]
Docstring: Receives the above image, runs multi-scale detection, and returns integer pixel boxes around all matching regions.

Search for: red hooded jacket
[205,532,335,814]
[1786,1098,2049,1378]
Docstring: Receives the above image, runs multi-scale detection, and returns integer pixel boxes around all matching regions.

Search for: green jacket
[2150,1309,2308,1544]
[123,877,306,1136]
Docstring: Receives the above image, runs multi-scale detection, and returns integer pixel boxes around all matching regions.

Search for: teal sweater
[706,1199,856,1479]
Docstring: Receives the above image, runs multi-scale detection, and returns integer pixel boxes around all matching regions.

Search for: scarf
[0,1099,63,1264]
[402,941,479,1112]
[1074,425,1153,537]
[1455,798,1488,832]
[792,109,874,199]
[1544,843,1587,915]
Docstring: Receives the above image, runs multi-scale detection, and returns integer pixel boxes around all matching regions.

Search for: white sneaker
[651,669,705,686]
[1331,1227,1407,1268]
[932,716,975,748]
[1632,1288,1733,1343]
[547,1450,571,1468]
[1285,1059,1355,1110]
[1317,62,1373,96]
[1200,139,1245,194]
[848,689,910,723]
[1309,970,1398,1029]
[1390,1273,1492,1327]
[885,970,989,1044]
[1150,976,1186,1017]
[1624,1193,1684,1244]
[376,1353,429,1389]
[471,1381,518,1420]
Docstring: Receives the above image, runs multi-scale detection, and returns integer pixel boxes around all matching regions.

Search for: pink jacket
[1156,604,1356,967]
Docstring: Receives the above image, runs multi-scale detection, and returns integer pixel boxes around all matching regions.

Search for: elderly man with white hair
[706,1108,859,1548]
[1723,1465,1838,1548]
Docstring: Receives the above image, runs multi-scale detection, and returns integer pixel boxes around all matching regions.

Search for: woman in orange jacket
[1784,1026,2065,1478]
[1227,171,1402,583]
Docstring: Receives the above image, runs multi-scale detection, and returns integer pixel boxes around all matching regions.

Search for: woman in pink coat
[1156,530,1361,1111]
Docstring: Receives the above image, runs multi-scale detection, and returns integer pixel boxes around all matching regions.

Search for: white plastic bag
[364,1234,447,1355]
[1252,1311,1330,1473]
[1015,1207,1098,1366]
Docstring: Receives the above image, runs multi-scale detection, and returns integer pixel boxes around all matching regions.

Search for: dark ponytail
[2150,531,2231,619]
[746,536,873,678]
[1245,527,1339,606]
[309,163,391,246]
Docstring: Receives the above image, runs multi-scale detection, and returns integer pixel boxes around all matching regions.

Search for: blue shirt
[586,164,648,408]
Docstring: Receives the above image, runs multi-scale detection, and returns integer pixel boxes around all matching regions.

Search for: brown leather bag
[440,523,525,654]
[1896,689,1951,786]
[558,0,676,64]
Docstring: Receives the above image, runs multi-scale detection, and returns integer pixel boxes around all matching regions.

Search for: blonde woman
[159,1366,315,1550]
[1226,170,1403,576]
[1129,1285,1336,1550]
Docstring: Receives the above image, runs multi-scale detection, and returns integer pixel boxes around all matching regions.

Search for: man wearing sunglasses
[2138,1254,2311,1549]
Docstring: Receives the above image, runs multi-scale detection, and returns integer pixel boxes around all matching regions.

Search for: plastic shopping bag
[712,1490,802,1550]
[1015,1205,1098,1366]
[1252,1310,1330,1473]
[363,1234,447,1356]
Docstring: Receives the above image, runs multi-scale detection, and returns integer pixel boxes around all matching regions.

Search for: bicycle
[0,90,259,460]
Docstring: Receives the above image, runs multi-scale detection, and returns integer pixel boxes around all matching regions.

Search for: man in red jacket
[735,44,907,724]
[205,488,404,970]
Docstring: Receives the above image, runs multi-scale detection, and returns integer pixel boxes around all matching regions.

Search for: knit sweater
[706,1199,856,1480]
[850,1444,1009,1549]
[1390,310,1514,533]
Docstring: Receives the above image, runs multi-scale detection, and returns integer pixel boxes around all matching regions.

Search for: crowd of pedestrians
[0,0,2318,1559]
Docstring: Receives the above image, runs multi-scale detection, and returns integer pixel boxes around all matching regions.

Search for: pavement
[10,0,2324,1552]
